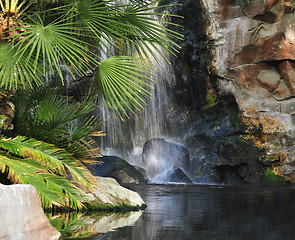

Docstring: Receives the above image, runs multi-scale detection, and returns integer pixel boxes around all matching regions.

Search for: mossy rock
[84,202,147,213]
[265,169,288,184]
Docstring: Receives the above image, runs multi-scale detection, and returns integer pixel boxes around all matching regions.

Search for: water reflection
[49,210,142,239]
[56,184,295,239]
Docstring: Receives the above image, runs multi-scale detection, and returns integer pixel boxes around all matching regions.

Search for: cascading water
[99,51,182,175]
[99,4,191,181]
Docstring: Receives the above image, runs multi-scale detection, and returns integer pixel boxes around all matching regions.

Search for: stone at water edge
[142,138,190,179]
[153,166,192,184]
[86,156,148,184]
[0,183,61,240]
[82,176,146,208]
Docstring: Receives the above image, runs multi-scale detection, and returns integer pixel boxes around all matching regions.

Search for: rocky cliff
[200,0,295,182]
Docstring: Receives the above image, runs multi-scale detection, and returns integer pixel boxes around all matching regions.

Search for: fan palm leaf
[1,0,182,117]
[96,56,154,119]
[14,14,96,84]
[0,42,40,89]
[118,1,183,60]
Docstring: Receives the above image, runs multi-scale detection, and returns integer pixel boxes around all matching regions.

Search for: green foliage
[1,0,181,118]
[265,169,288,184]
[0,136,93,209]
[97,56,154,119]
[0,84,104,209]
[0,0,181,210]
[9,84,103,159]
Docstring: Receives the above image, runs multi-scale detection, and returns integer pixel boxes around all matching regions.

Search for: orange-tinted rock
[203,0,295,182]
[257,68,280,92]
[244,0,278,17]
[278,60,295,95]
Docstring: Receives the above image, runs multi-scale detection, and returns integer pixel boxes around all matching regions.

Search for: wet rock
[153,166,192,184]
[86,156,148,184]
[0,184,61,240]
[142,138,190,179]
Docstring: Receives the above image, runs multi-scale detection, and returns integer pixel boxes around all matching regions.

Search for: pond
[55,183,295,239]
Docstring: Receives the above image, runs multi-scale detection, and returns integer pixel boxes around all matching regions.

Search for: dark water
[65,184,295,240]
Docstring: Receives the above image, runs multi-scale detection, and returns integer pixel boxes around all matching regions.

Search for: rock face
[0,184,61,240]
[86,156,148,184]
[142,138,190,180]
[200,0,295,181]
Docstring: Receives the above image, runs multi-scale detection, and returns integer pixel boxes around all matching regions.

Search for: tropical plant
[0,135,94,209]
[0,86,102,210]
[8,84,103,160]
[0,0,181,119]
[0,0,181,209]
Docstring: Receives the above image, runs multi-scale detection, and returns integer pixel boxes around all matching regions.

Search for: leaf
[96,56,154,119]
[0,42,41,89]
[115,1,183,61]
[13,12,97,85]
[0,136,66,174]
[0,151,84,209]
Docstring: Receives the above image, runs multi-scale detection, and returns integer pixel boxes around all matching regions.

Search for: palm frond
[0,150,84,209]
[0,136,93,189]
[0,136,66,174]
[55,0,182,61]
[96,56,154,120]
[118,1,183,61]
[0,42,41,89]
[11,11,97,85]
[10,85,98,141]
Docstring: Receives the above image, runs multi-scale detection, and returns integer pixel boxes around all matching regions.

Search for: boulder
[142,138,190,179]
[82,176,146,209]
[0,184,61,240]
[153,166,192,184]
[86,156,148,184]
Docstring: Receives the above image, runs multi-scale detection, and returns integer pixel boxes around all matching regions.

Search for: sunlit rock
[0,184,61,240]
[82,176,145,208]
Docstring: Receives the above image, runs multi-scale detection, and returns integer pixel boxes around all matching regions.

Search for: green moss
[45,202,147,214]
[263,155,279,165]
[84,202,147,213]
[265,169,288,184]
[204,93,218,109]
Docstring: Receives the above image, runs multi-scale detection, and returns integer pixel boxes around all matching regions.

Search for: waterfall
[97,1,191,183]
[99,51,177,166]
